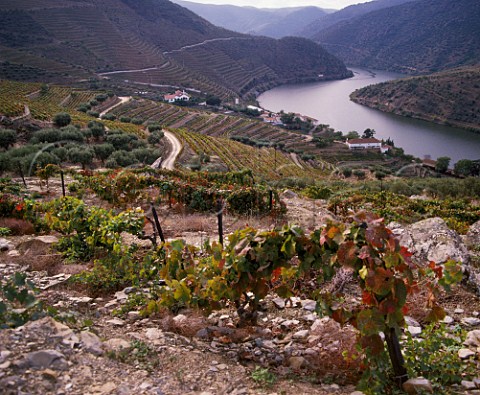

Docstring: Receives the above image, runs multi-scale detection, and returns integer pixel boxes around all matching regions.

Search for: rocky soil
[1,189,480,395]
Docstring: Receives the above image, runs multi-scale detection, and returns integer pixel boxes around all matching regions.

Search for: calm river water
[258,68,480,164]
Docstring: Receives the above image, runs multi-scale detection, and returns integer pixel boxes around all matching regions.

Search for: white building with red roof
[164,90,190,103]
[346,138,382,150]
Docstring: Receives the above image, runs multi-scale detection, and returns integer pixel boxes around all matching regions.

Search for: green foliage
[68,146,94,169]
[435,156,451,173]
[0,129,16,150]
[106,340,160,372]
[403,323,477,391]
[53,112,71,127]
[0,272,48,328]
[106,150,139,168]
[41,196,144,261]
[251,367,277,387]
[303,185,332,200]
[0,227,11,236]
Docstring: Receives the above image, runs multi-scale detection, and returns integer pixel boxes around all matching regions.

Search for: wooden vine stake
[217,198,224,245]
[151,205,165,243]
[385,328,408,387]
[60,171,66,197]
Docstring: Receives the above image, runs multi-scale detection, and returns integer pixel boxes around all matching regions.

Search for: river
[258,68,480,164]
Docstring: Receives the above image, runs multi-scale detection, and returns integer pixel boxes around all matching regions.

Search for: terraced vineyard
[173,128,324,180]
[109,98,309,150]
[0,80,143,134]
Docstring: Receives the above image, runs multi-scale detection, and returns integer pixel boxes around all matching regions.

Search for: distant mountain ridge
[172,0,329,38]
[0,0,351,98]
[299,0,417,38]
[311,0,480,74]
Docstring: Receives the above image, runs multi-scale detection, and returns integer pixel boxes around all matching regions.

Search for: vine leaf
[365,267,394,296]
[337,241,358,266]
[356,309,385,336]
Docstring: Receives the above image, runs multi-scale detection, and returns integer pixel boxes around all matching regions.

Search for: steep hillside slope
[350,66,480,132]
[0,0,351,98]
[312,0,480,74]
[172,1,328,38]
[299,0,416,38]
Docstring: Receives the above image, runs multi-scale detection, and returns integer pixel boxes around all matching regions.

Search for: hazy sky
[182,0,370,9]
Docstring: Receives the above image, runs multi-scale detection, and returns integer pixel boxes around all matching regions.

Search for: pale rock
[173,314,188,326]
[103,338,131,351]
[464,330,480,348]
[293,330,309,340]
[474,378,480,388]
[96,382,117,394]
[27,350,68,370]
[462,381,477,390]
[104,300,117,309]
[114,290,128,302]
[21,317,73,339]
[301,299,317,312]
[350,392,366,395]
[405,317,421,327]
[281,319,299,329]
[80,331,104,356]
[303,313,317,322]
[462,317,480,326]
[282,190,297,199]
[0,238,13,251]
[127,311,140,321]
[272,298,286,309]
[465,220,480,249]
[106,318,125,326]
[288,356,306,370]
[443,315,454,324]
[217,363,228,370]
[402,378,433,394]
[69,296,93,307]
[7,250,20,257]
[407,326,422,337]
[16,236,59,255]
[145,328,163,341]
[455,308,465,314]
[0,361,11,369]
[458,348,475,359]
[388,218,469,265]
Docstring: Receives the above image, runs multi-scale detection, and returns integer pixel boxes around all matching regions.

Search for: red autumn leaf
[272,267,282,283]
[379,297,397,314]
[365,267,394,296]
[337,240,358,266]
[428,261,443,279]
[362,291,376,306]
[361,334,385,355]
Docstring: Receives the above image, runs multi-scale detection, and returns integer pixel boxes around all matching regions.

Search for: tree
[93,144,115,163]
[0,129,16,150]
[435,157,450,173]
[206,95,221,106]
[88,121,106,140]
[345,131,360,140]
[454,159,475,177]
[362,128,376,138]
[53,112,71,127]
[68,147,94,170]
[147,131,164,145]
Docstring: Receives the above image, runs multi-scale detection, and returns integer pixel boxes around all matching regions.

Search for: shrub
[106,150,138,168]
[53,112,71,127]
[101,113,116,121]
[0,129,16,150]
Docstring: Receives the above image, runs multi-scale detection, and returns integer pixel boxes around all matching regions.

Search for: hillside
[299,0,416,38]
[312,0,480,74]
[0,0,351,98]
[350,66,480,133]
[172,1,329,38]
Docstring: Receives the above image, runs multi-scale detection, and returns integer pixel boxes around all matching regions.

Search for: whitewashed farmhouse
[164,90,190,103]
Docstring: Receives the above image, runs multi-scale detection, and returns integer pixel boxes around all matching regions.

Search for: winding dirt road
[161,130,182,170]
[99,96,131,118]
